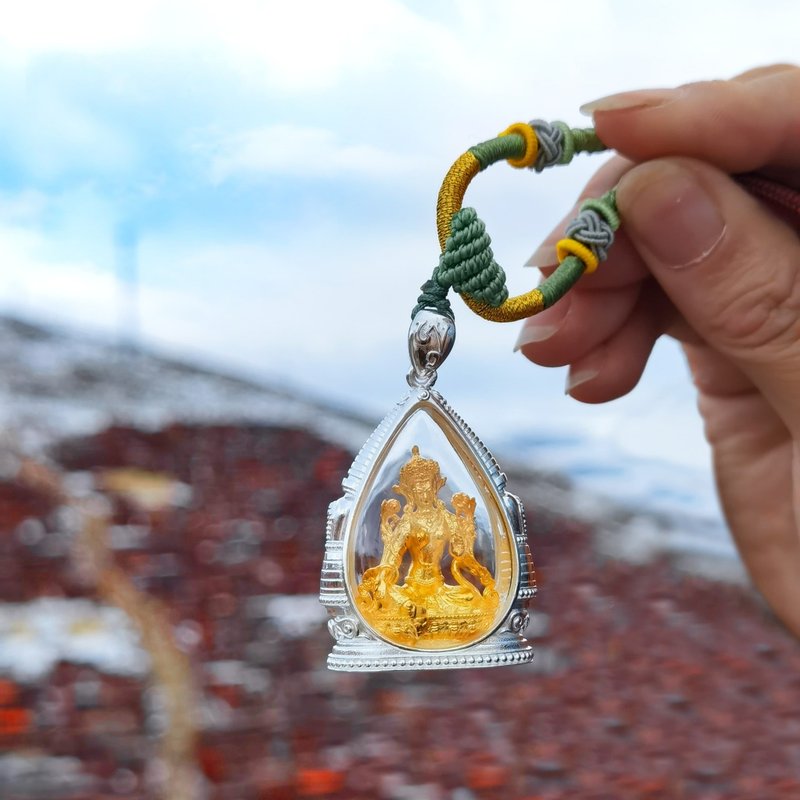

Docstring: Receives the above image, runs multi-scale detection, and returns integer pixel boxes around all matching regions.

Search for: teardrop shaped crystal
[342,394,519,651]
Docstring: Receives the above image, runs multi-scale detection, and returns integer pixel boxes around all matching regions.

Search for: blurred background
[1,1,800,798]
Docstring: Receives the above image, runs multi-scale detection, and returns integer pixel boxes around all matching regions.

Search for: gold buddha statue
[356,446,499,647]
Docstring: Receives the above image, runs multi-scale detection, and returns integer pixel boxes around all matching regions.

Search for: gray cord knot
[565,208,615,262]
[529,119,574,172]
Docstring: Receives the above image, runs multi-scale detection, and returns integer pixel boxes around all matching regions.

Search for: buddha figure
[356,446,499,646]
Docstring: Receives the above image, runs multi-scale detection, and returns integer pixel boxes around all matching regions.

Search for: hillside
[0,315,372,456]
[2,315,796,799]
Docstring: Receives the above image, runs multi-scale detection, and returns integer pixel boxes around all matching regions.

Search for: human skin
[514,65,800,637]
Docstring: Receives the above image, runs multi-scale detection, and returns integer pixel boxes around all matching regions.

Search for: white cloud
[196,0,464,92]
[0,1,157,60]
[205,123,425,183]
[0,0,465,93]
[0,190,49,224]
[0,253,118,335]
[13,89,138,182]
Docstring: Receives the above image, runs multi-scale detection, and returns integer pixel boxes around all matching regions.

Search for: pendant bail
[406,309,456,389]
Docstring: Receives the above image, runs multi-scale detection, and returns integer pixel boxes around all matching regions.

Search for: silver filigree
[507,609,530,634]
[406,309,456,388]
[328,616,360,641]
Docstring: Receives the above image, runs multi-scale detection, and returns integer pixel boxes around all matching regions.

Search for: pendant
[320,310,536,671]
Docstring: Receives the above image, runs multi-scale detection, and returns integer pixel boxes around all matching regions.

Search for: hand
[516,65,800,636]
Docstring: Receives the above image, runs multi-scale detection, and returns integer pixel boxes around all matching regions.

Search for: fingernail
[513,321,560,350]
[524,242,558,268]
[565,367,599,395]
[620,162,726,269]
[579,88,681,117]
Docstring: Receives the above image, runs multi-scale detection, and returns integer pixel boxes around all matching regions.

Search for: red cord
[736,173,800,230]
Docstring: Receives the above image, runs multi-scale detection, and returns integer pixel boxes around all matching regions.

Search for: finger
[617,156,800,435]
[686,329,800,638]
[682,342,754,399]
[583,66,800,172]
[698,388,800,637]
[732,63,799,83]
[564,290,662,403]
[515,283,641,367]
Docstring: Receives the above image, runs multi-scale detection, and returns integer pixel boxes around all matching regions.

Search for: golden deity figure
[356,446,499,646]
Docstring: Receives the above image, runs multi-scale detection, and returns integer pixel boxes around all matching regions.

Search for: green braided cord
[413,124,619,320]
[412,277,454,320]
[421,186,620,318]
[539,256,586,308]
[581,188,620,230]
[537,189,620,307]
[553,123,607,165]
[469,135,525,170]
[413,235,586,319]
[469,127,608,175]
[435,207,508,307]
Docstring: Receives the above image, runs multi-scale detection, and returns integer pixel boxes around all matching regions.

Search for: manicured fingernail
[620,162,726,269]
[565,367,599,395]
[513,322,560,350]
[524,242,558,268]
[580,88,681,117]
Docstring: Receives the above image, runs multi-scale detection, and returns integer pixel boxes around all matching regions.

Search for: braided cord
[414,121,619,323]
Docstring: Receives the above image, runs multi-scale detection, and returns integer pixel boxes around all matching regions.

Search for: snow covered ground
[0,598,149,682]
[501,429,738,566]
[0,315,372,457]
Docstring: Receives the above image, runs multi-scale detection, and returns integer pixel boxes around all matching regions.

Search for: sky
[0,0,798,476]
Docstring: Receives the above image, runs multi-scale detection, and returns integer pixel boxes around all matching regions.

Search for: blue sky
[1,0,799,472]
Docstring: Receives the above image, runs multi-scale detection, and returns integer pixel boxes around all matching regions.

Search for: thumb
[617,157,800,432]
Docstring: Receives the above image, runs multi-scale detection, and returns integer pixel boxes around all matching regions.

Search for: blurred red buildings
[1,422,799,799]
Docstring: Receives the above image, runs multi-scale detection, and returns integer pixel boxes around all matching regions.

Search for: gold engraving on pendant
[356,446,499,646]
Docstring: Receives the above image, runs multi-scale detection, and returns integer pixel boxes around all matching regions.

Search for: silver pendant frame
[320,311,536,671]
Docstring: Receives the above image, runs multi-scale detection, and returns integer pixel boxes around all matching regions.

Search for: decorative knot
[563,190,620,267]
[530,119,573,172]
[565,209,615,262]
[412,277,453,320]
[436,207,508,307]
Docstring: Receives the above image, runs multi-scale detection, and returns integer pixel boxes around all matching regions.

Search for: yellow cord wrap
[436,151,481,251]
[556,238,598,274]
[463,289,545,321]
[498,123,539,169]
